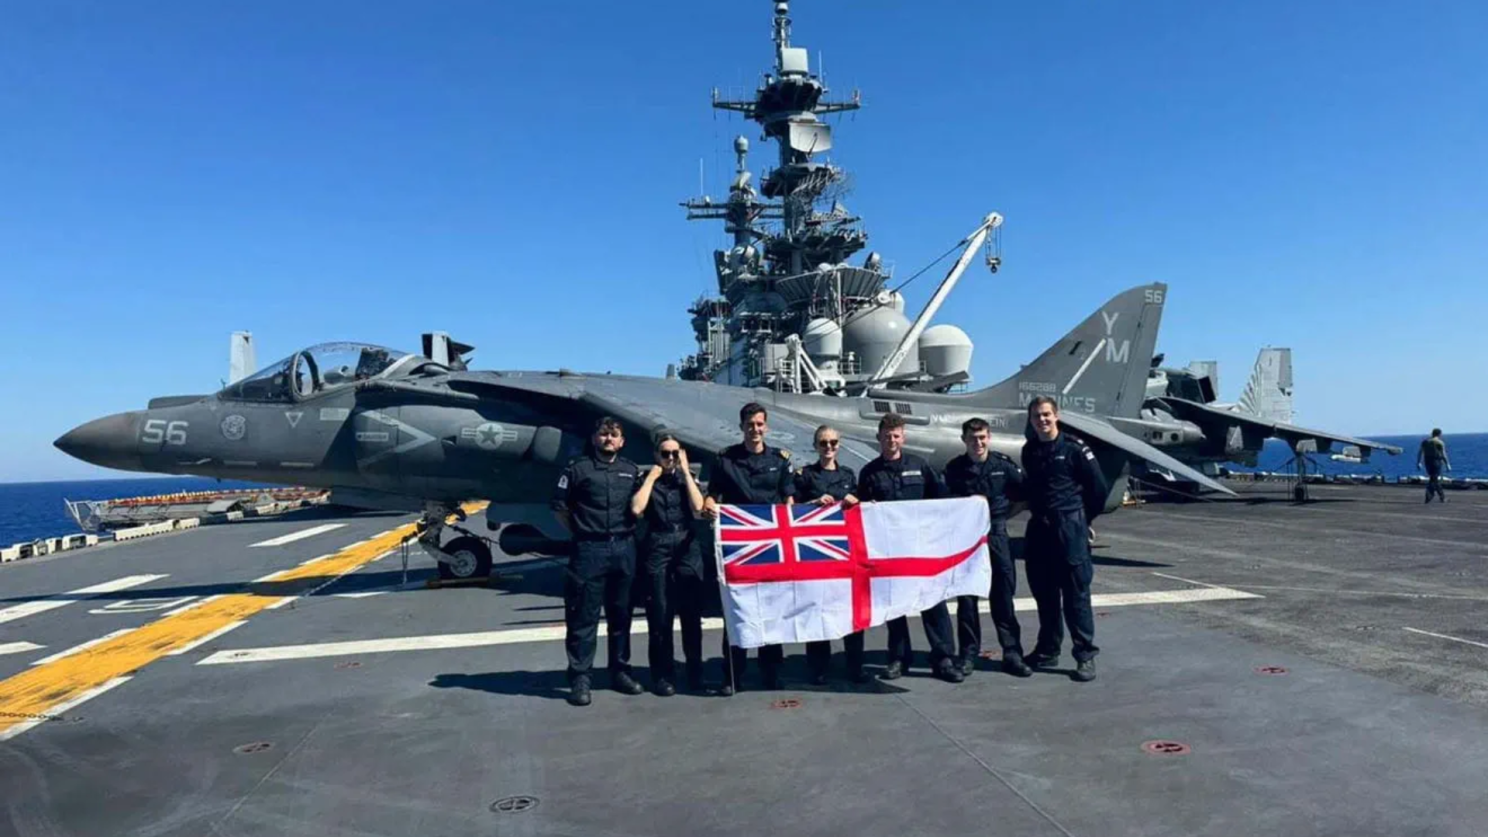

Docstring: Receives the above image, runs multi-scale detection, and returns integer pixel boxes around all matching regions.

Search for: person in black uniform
[551,416,645,706]
[1021,396,1109,683]
[856,413,964,684]
[794,424,869,685]
[630,433,707,696]
[701,402,796,695]
[943,417,1032,678]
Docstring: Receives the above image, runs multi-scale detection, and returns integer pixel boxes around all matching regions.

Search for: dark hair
[877,413,906,433]
[961,417,991,436]
[1432,428,1442,437]
[1026,395,1059,417]
[740,402,768,424]
[593,416,624,436]
[653,431,680,451]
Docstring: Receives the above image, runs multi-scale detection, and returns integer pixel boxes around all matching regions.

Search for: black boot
[612,671,644,695]
[686,663,704,692]
[1001,653,1033,678]
[934,659,965,684]
[881,660,904,681]
[653,678,676,697]
[1072,658,1097,682]
[1025,649,1061,669]
[568,676,592,707]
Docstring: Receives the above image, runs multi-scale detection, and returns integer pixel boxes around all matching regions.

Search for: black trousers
[564,537,636,682]
[806,633,866,678]
[954,525,1022,661]
[1426,466,1446,502]
[642,535,704,681]
[1025,509,1098,662]
[886,602,956,669]
[721,637,783,686]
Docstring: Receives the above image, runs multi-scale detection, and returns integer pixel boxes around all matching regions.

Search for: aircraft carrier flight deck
[2,480,1485,837]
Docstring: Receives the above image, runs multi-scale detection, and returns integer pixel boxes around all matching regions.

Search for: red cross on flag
[714,497,992,648]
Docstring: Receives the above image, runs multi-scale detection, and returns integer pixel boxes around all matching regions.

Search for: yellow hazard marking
[0,504,485,740]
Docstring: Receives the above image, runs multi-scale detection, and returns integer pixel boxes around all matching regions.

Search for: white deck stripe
[30,630,135,666]
[199,585,1259,665]
[165,620,247,656]
[249,523,347,548]
[1403,627,1488,651]
[0,642,44,657]
[0,676,132,742]
[0,575,169,626]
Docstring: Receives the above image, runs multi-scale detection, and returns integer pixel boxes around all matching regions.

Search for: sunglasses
[816,439,839,448]
[658,450,681,459]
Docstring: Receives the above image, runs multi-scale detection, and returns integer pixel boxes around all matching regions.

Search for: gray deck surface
[2,482,1486,836]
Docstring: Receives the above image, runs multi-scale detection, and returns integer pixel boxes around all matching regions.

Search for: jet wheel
[439,536,493,580]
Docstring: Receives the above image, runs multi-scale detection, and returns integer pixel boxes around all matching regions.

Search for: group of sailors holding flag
[551,397,1107,707]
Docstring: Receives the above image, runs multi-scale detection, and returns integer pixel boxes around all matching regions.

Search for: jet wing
[1059,411,1236,495]
[1155,397,1404,457]
[576,379,882,468]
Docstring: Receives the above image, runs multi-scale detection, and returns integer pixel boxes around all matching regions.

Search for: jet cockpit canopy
[219,342,413,402]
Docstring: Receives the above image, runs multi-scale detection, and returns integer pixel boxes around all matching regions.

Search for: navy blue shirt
[856,453,945,502]
[794,462,858,504]
[944,451,1024,522]
[1020,433,1109,520]
[551,454,642,536]
[707,443,796,505]
[642,469,695,534]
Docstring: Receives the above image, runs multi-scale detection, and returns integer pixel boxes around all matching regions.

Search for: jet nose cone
[54,413,145,472]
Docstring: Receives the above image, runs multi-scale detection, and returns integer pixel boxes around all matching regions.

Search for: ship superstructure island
[678,1,1000,395]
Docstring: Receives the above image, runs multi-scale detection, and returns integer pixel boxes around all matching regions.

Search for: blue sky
[3,0,1484,482]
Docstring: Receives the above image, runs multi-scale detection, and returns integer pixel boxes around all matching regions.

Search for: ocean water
[0,477,280,547]
[2,433,1482,548]
[1245,433,1488,481]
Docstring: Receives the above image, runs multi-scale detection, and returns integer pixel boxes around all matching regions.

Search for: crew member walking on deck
[1021,396,1109,683]
[1417,429,1452,504]
[856,413,964,683]
[631,433,707,696]
[793,424,869,685]
[702,402,796,694]
[944,417,1031,678]
[551,417,645,707]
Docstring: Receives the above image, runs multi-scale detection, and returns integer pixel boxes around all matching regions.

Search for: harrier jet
[56,284,1230,580]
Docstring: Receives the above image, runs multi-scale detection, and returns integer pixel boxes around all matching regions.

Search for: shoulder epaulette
[778,449,791,460]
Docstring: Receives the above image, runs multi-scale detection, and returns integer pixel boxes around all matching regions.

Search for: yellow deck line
[0,503,484,741]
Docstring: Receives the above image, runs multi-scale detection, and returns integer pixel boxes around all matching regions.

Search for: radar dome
[802,318,842,360]
[888,291,907,313]
[843,305,919,378]
[919,324,974,378]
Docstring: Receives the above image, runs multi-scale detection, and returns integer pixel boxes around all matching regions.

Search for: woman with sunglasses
[630,433,707,695]
[794,425,870,685]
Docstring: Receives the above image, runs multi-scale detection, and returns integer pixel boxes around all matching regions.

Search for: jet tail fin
[229,332,256,385]
[1237,347,1294,423]
[967,283,1167,419]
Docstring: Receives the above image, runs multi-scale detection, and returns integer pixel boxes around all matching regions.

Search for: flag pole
[715,506,738,694]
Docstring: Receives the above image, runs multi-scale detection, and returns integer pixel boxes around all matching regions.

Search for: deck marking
[0,506,480,742]
[0,575,168,626]
[1403,627,1488,651]
[249,523,347,548]
[0,642,44,657]
[0,676,132,742]
[166,620,247,656]
[200,585,1259,665]
[30,630,135,666]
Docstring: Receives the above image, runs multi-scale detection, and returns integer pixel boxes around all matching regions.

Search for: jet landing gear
[410,505,495,581]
